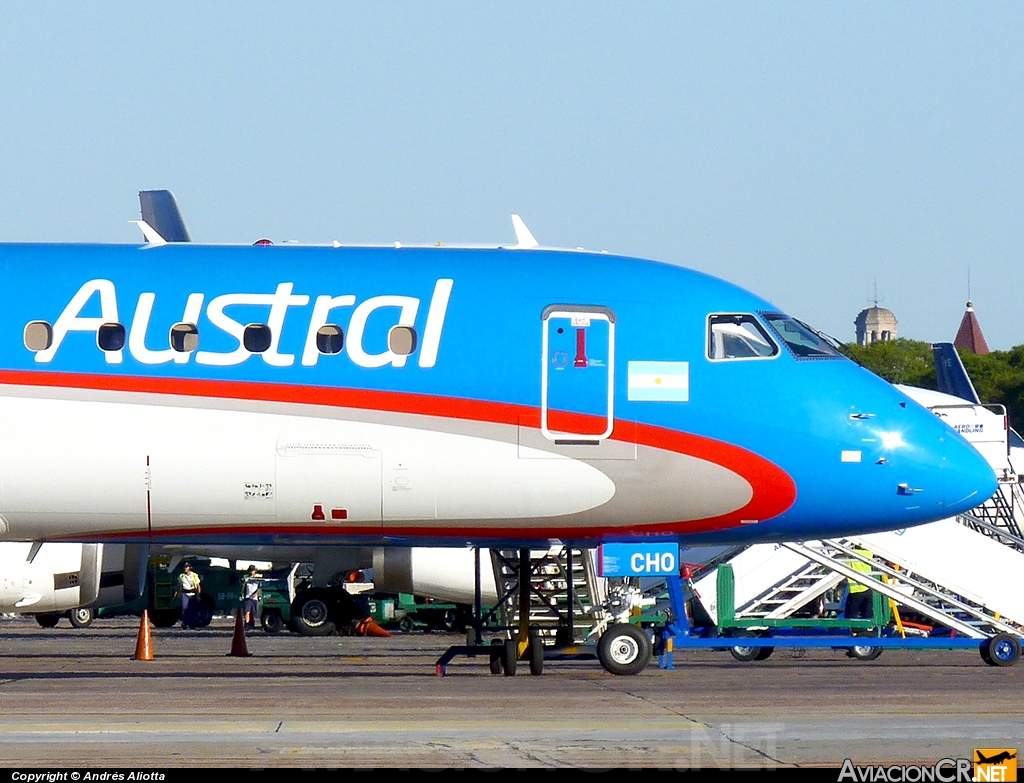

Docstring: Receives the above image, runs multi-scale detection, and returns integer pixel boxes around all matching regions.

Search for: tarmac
[0,614,1020,769]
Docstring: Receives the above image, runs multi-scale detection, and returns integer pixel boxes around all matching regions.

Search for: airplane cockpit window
[388,325,418,356]
[23,321,53,352]
[243,323,273,353]
[169,323,199,353]
[316,325,344,355]
[760,313,841,360]
[97,322,126,352]
[708,315,778,360]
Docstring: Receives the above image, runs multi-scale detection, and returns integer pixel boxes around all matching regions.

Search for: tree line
[840,339,1024,434]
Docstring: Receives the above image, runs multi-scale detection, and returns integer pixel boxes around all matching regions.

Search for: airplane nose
[941,433,998,516]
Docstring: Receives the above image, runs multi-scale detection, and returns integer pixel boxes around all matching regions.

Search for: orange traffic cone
[227,609,252,657]
[134,610,154,661]
[355,617,392,638]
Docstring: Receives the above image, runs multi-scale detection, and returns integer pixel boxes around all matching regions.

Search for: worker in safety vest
[175,562,202,630]
[844,547,875,620]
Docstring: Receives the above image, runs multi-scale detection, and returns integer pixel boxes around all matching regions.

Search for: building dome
[855,306,898,346]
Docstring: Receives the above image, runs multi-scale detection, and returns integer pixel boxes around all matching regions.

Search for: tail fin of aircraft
[139,189,192,243]
[933,340,1024,464]
[932,342,981,404]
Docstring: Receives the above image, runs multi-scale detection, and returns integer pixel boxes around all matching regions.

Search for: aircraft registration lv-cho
[0,219,996,551]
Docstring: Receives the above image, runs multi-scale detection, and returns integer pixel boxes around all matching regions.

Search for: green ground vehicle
[254,563,370,636]
[392,593,471,633]
[98,557,241,628]
[253,567,295,634]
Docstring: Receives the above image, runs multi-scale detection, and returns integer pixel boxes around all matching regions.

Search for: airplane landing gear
[597,623,652,675]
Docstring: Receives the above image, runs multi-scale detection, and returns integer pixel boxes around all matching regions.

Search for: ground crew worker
[175,562,202,629]
[242,565,261,629]
[844,547,875,620]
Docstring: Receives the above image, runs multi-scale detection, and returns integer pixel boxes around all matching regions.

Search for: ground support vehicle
[391,593,476,633]
[254,571,292,634]
[435,547,652,677]
[656,567,1023,668]
[254,563,374,636]
[97,558,239,628]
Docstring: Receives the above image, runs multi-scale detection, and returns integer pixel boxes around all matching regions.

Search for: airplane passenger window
[243,323,273,353]
[316,325,344,355]
[97,322,126,352]
[388,325,418,356]
[24,321,53,352]
[760,313,841,359]
[708,315,778,360]
[169,323,199,353]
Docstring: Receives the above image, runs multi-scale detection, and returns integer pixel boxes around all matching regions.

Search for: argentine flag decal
[627,361,689,402]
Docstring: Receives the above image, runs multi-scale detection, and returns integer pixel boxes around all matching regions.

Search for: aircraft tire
[597,623,652,675]
[68,607,95,628]
[502,638,518,676]
[489,639,504,674]
[260,609,285,635]
[291,591,337,637]
[985,633,1021,667]
[528,629,544,676]
[34,613,61,629]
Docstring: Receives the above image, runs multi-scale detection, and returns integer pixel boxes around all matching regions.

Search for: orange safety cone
[356,616,392,638]
[134,609,154,661]
[227,608,252,657]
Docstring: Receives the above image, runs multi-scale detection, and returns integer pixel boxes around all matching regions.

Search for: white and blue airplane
[0,213,994,559]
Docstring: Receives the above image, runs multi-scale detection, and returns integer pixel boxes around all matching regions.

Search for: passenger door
[540,305,616,444]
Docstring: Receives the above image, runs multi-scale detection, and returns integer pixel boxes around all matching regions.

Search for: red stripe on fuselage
[0,369,797,536]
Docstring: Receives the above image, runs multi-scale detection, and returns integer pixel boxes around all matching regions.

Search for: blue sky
[1,4,1021,349]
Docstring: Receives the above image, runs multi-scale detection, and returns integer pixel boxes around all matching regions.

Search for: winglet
[511,214,539,249]
[131,220,168,246]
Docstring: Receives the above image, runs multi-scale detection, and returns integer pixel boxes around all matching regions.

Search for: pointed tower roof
[953,301,990,355]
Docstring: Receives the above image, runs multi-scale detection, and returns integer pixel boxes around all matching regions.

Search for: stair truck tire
[984,633,1021,667]
[848,644,883,661]
[724,630,760,662]
[528,628,544,676]
[502,638,518,676]
[489,638,504,674]
[597,623,652,675]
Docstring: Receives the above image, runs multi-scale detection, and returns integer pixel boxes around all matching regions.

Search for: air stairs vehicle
[435,545,662,676]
